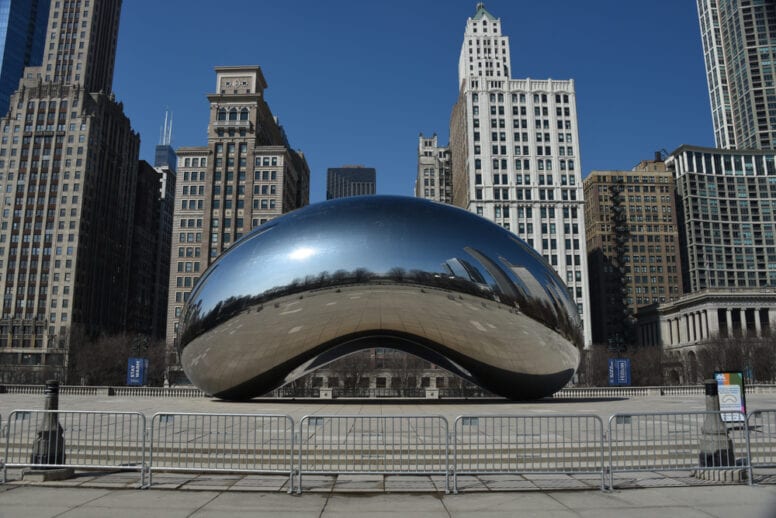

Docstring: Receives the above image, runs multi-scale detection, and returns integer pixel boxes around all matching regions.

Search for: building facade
[326,165,375,199]
[665,145,776,292]
[0,0,50,116]
[415,133,451,203]
[583,156,683,348]
[697,0,776,149]
[0,0,143,383]
[165,66,310,367]
[449,3,591,345]
[637,289,776,348]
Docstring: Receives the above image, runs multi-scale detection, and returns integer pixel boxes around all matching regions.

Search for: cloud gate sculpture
[178,196,582,400]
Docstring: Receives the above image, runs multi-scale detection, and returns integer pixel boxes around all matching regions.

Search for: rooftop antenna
[159,108,173,146]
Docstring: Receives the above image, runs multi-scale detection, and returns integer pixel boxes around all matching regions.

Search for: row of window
[476,173,577,186]
[181,158,207,168]
[471,93,571,105]
[476,158,577,172]
[474,187,579,202]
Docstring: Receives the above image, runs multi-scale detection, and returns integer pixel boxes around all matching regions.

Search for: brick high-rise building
[583,156,684,349]
[449,3,591,345]
[126,159,175,342]
[0,0,142,383]
[165,66,310,373]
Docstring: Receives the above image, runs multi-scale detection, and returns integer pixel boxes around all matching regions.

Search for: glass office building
[0,0,49,115]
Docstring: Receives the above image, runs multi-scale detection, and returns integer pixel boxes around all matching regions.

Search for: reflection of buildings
[326,165,376,199]
[165,66,310,366]
[291,348,484,394]
[442,257,487,285]
[416,134,451,203]
[447,4,590,346]
[0,0,50,115]
[583,156,683,348]
[0,0,148,383]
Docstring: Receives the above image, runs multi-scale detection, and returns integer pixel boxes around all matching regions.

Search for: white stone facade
[636,289,776,348]
[416,134,451,203]
[449,4,591,346]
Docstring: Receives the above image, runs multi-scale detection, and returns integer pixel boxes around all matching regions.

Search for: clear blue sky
[112,1,713,204]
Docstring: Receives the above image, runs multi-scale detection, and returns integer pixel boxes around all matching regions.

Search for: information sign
[608,358,631,386]
[126,357,148,386]
[714,371,746,423]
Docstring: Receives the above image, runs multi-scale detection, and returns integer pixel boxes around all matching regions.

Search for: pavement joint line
[317,478,335,518]
[436,488,453,518]
[184,490,221,518]
[49,488,114,518]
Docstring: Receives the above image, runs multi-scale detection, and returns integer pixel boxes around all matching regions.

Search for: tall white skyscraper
[449,3,591,345]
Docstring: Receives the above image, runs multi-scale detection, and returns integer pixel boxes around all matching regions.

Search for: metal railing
[747,409,776,471]
[608,411,752,488]
[331,387,428,398]
[148,412,295,492]
[297,415,450,493]
[0,413,3,473]
[452,414,606,493]
[0,384,206,398]
[0,409,774,492]
[1,410,146,485]
[2,383,776,398]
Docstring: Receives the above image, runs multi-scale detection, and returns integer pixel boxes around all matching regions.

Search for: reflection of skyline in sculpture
[178,196,582,401]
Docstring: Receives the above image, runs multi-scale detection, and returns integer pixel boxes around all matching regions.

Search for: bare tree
[326,350,374,389]
[577,344,664,386]
[696,334,775,383]
[68,332,165,386]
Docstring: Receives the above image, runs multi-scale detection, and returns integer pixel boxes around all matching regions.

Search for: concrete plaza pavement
[1,482,775,517]
[2,390,776,422]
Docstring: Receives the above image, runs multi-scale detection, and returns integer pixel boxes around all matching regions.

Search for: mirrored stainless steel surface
[178,195,582,400]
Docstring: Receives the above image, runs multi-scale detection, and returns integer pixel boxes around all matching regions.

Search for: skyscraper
[449,3,591,345]
[326,165,376,199]
[666,145,776,291]
[697,0,776,149]
[0,0,50,116]
[165,66,310,368]
[583,156,684,349]
[154,110,176,172]
[416,134,451,203]
[0,0,142,383]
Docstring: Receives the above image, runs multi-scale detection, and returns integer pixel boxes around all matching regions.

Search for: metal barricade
[297,415,450,493]
[149,412,295,492]
[746,409,776,481]
[1,410,146,485]
[0,413,4,477]
[453,414,605,493]
[608,411,751,489]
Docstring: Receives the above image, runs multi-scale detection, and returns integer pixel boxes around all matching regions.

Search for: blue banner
[608,358,631,386]
[126,357,148,386]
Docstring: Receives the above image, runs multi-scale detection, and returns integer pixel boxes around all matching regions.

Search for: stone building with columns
[636,289,776,347]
